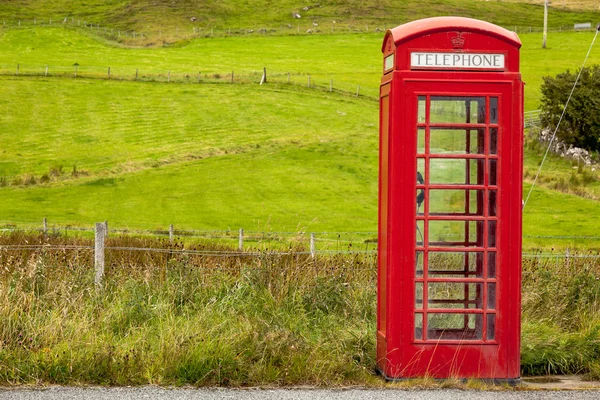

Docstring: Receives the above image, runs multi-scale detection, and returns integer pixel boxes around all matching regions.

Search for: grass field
[0,0,598,40]
[1,25,600,240]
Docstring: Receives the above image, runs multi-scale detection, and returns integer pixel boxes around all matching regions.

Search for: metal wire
[523,28,599,209]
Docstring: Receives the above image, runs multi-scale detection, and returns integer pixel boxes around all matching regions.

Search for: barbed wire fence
[0,219,600,285]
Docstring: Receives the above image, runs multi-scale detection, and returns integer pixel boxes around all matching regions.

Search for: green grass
[0,0,597,39]
[1,26,599,108]
[1,27,600,239]
[1,232,600,385]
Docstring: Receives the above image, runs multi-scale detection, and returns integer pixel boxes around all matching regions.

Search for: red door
[390,79,521,379]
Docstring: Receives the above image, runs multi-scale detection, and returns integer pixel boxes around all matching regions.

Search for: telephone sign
[377,17,524,383]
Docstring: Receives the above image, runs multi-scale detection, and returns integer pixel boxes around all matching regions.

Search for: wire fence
[0,16,598,42]
[0,62,379,100]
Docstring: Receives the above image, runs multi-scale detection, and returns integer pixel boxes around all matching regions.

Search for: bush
[540,65,600,152]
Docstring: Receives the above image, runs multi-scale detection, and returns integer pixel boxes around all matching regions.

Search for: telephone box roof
[383,17,522,52]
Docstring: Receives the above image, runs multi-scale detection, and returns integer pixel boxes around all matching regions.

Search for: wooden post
[16,64,19,76]
[287,72,290,84]
[356,85,360,98]
[135,68,138,80]
[238,228,244,251]
[307,75,311,87]
[231,71,234,83]
[198,71,201,83]
[94,222,106,286]
[330,79,333,92]
[43,218,47,236]
[104,220,108,237]
[108,67,111,78]
[260,67,267,85]
[169,224,174,244]
[168,70,171,82]
[74,65,77,77]
[45,65,48,76]
[310,233,316,258]
[542,0,548,49]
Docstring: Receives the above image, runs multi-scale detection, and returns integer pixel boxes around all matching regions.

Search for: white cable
[523,28,599,209]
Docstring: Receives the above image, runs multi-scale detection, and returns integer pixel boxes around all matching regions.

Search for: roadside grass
[0,232,599,385]
[0,0,597,40]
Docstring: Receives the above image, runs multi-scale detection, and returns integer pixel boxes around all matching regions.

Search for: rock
[306,29,313,33]
[303,6,310,11]
[190,16,197,22]
[292,12,302,19]
[312,22,318,26]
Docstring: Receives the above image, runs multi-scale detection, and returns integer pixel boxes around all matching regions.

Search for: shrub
[540,65,600,153]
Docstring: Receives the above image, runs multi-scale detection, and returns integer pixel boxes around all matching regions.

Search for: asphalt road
[1,388,600,400]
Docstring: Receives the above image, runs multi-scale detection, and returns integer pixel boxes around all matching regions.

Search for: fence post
[310,233,316,258]
[108,67,111,78]
[287,72,290,84]
[260,67,267,85]
[45,65,48,76]
[356,85,361,98]
[169,224,174,244]
[95,222,106,286]
[74,65,77,77]
[566,248,570,269]
[238,228,244,251]
[307,75,311,87]
[231,71,234,83]
[43,217,47,236]
[330,79,333,92]
[168,70,171,82]
[104,220,108,237]
[16,64,19,76]
[198,71,201,83]
[135,68,138,80]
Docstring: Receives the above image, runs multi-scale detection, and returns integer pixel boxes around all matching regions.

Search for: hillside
[0,2,599,245]
[0,0,598,42]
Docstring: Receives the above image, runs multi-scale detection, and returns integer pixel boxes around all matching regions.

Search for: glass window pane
[430,158,484,185]
[428,282,483,309]
[429,220,479,247]
[428,251,484,278]
[416,251,424,276]
[430,128,485,155]
[489,190,497,217]
[416,220,425,246]
[489,159,497,186]
[490,97,498,124]
[490,128,498,155]
[430,97,485,124]
[416,282,423,309]
[487,314,496,340]
[418,96,426,123]
[429,189,484,216]
[415,313,423,340]
[488,220,497,248]
[417,128,426,154]
[488,252,497,278]
[427,313,483,340]
[488,283,496,310]
[417,158,426,184]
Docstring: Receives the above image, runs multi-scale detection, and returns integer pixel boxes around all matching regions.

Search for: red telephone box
[377,17,523,382]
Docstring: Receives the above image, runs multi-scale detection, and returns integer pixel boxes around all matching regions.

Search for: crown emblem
[451,33,465,49]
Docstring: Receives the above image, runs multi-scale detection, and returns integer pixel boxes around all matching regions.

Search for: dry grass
[1,232,600,385]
